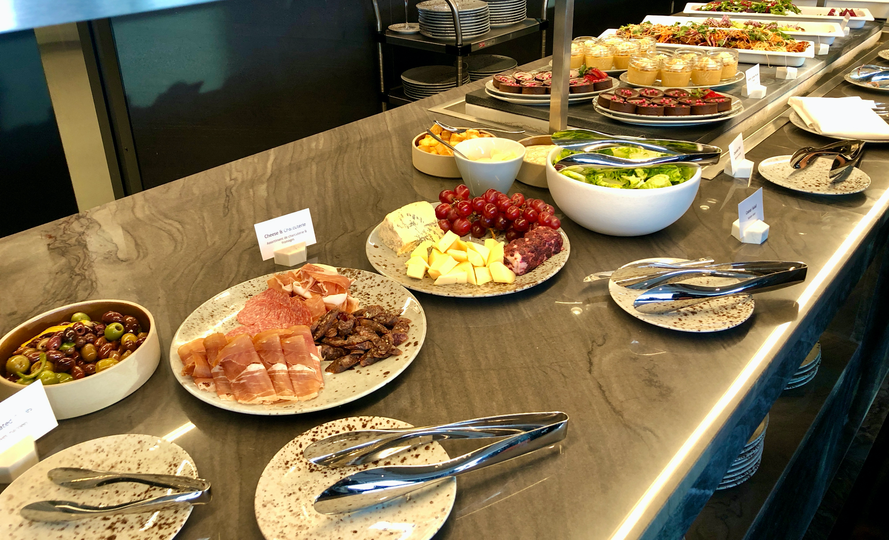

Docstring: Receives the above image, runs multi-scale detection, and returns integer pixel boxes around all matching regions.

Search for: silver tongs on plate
[20,468,212,522]
[311,412,569,514]
[789,139,865,182]
[552,129,722,169]
[632,261,807,314]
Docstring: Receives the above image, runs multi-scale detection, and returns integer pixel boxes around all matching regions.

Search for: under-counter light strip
[610,186,889,540]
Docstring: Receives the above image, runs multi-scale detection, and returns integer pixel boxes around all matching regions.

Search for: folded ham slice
[253,330,297,401]
[280,325,324,401]
[217,334,277,404]
[178,338,214,391]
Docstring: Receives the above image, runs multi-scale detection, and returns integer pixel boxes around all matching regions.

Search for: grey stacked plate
[484,0,526,27]
[716,414,768,490]
[401,65,470,101]
[460,54,518,82]
[417,0,490,41]
[784,342,821,390]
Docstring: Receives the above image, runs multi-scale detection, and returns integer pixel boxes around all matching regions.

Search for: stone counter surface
[2,39,889,540]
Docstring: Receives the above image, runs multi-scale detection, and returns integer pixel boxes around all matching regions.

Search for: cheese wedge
[406,261,427,279]
[487,242,504,266]
[379,201,443,255]
[410,240,433,263]
[435,269,468,285]
[447,248,469,262]
[466,249,485,268]
[436,230,460,253]
[475,266,493,285]
[467,241,490,261]
[489,261,515,284]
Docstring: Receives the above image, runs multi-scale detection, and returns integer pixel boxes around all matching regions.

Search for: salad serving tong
[20,468,212,522]
[308,412,569,514]
[790,139,865,182]
[551,129,722,169]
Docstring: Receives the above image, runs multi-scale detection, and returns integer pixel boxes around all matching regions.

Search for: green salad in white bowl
[553,147,697,190]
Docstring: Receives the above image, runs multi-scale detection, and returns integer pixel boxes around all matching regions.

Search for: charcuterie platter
[170,268,426,415]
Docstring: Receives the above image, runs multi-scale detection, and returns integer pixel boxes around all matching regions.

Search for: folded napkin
[789,96,889,141]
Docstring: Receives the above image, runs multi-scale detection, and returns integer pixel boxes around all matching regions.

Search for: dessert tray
[484,79,616,106]
[594,98,744,127]
[619,71,745,90]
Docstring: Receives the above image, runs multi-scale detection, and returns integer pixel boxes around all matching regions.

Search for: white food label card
[254,209,317,261]
[841,13,851,29]
[729,133,746,172]
[738,188,765,236]
[746,64,761,88]
[0,381,57,454]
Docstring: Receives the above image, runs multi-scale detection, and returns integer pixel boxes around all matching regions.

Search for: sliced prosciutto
[178,338,214,391]
[252,330,297,400]
[204,333,228,367]
[280,328,324,401]
[217,334,277,404]
[210,363,235,400]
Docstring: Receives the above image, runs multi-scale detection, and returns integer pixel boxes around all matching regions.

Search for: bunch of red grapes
[435,184,561,241]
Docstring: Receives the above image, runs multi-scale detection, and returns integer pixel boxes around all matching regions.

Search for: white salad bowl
[545,147,702,236]
[454,137,526,197]
[0,299,160,420]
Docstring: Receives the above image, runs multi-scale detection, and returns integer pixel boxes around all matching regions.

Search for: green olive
[59,342,75,352]
[56,373,74,384]
[6,355,29,374]
[70,312,91,323]
[104,322,125,342]
[38,370,59,385]
[81,343,98,362]
[29,353,47,375]
[120,333,137,346]
[96,358,118,373]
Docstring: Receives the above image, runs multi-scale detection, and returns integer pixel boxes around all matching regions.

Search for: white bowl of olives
[0,299,160,419]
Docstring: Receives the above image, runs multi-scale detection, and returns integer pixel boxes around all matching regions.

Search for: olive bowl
[0,299,160,420]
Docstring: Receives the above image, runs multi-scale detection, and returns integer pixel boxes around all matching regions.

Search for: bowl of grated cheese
[517,135,557,188]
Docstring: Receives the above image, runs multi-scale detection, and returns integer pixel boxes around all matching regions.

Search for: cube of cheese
[467,241,490,261]
[489,261,515,284]
[454,261,473,277]
[410,240,433,263]
[428,254,457,280]
[436,230,460,253]
[434,269,469,285]
[404,256,429,268]
[466,249,485,267]
[447,248,468,262]
[487,242,505,266]
[379,201,443,255]
[406,261,427,279]
[428,248,447,267]
[474,266,493,285]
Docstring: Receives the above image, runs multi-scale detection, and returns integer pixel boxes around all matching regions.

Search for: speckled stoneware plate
[758,155,870,195]
[608,258,755,333]
[0,434,198,539]
[366,224,570,298]
[844,72,889,92]
[255,416,456,540]
[169,269,426,415]
[618,71,745,89]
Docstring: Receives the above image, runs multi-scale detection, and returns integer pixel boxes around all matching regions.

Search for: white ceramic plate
[0,434,198,540]
[682,3,874,28]
[484,88,593,106]
[757,155,870,195]
[641,15,844,44]
[879,49,889,61]
[389,22,421,34]
[844,71,889,92]
[619,71,745,89]
[255,416,456,540]
[485,79,615,101]
[594,100,744,126]
[788,110,889,144]
[169,269,426,415]
[608,258,755,332]
[366,223,570,298]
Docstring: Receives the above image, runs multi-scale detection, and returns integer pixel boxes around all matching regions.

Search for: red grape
[540,203,555,215]
[523,207,539,222]
[513,217,530,232]
[455,184,470,200]
[493,215,509,231]
[482,202,499,219]
[446,207,459,222]
[496,197,512,212]
[471,197,486,213]
[505,229,520,242]
[504,205,521,221]
[539,213,554,227]
[480,214,497,228]
[471,223,487,238]
[529,199,546,213]
[483,189,500,203]
[435,203,451,220]
[529,222,539,231]
[510,193,525,207]
[549,217,561,229]
[439,190,456,204]
[455,201,472,217]
[438,219,451,232]
[452,217,472,236]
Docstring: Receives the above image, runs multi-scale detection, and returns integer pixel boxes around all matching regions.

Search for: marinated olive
[36,338,50,351]
[74,337,86,349]
[46,350,65,362]
[82,363,96,376]
[102,311,123,324]
[109,350,121,361]
[104,322,125,341]
[63,328,77,342]
[120,350,133,361]
[55,356,74,373]
[46,334,62,350]
[69,350,81,363]
[56,373,74,384]
[38,370,59,385]
[81,343,98,362]
[70,312,91,322]
[6,355,29,374]
[94,323,106,336]
[98,343,114,359]
[95,358,118,372]
[59,341,75,352]
[71,321,87,336]
[84,333,97,345]
[123,316,139,333]
[71,366,85,380]
[120,332,137,346]
[29,353,47,374]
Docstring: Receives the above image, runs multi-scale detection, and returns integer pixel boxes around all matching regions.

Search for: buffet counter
[2,21,889,540]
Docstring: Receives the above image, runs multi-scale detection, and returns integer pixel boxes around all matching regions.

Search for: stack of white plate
[716,414,768,490]
[484,0,527,27]
[402,65,470,101]
[784,342,822,390]
[460,54,518,82]
[417,0,491,40]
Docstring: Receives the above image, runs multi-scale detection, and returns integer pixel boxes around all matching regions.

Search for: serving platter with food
[683,1,874,28]
[641,14,844,45]
[594,87,743,126]
[366,187,569,297]
[170,265,426,415]
[484,66,616,105]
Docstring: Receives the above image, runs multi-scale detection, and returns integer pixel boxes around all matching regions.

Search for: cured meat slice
[211,363,234,400]
[253,330,297,400]
[204,333,228,367]
[281,330,323,401]
[217,334,277,404]
[228,289,313,337]
[178,338,211,379]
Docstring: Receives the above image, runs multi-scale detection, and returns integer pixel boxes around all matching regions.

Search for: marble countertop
[2,29,889,540]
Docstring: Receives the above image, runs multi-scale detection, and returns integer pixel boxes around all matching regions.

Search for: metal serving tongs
[311,412,568,514]
[632,261,807,314]
[790,139,865,182]
[551,129,722,169]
